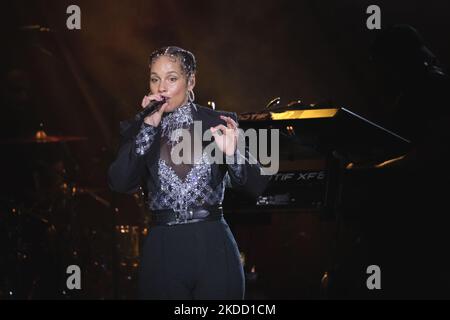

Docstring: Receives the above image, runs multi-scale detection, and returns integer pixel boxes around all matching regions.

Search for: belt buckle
[169,209,194,226]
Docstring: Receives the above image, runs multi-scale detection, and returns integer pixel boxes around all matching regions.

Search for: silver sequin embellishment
[135,123,158,156]
[151,151,224,217]
[160,102,194,148]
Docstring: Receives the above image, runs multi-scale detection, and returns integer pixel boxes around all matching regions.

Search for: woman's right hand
[141,94,168,127]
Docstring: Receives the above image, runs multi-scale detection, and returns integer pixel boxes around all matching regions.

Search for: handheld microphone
[135,97,167,121]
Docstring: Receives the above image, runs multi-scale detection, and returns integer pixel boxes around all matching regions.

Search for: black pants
[138,218,245,300]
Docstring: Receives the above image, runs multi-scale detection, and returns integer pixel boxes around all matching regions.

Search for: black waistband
[150,205,223,226]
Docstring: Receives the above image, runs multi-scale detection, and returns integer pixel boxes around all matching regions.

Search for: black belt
[150,206,223,226]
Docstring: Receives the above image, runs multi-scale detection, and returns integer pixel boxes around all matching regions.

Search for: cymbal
[0,131,87,144]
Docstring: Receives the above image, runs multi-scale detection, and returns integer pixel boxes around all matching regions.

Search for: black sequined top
[109,103,269,218]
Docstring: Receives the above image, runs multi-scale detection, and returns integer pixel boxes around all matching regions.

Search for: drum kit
[0,128,146,299]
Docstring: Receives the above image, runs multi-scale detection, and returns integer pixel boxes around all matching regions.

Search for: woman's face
[149,55,195,112]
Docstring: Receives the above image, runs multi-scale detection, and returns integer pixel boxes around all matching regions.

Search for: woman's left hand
[211,116,239,157]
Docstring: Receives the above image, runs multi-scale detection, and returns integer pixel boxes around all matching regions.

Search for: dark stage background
[1,0,449,299]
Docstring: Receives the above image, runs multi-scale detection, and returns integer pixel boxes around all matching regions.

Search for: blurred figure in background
[366,24,450,299]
